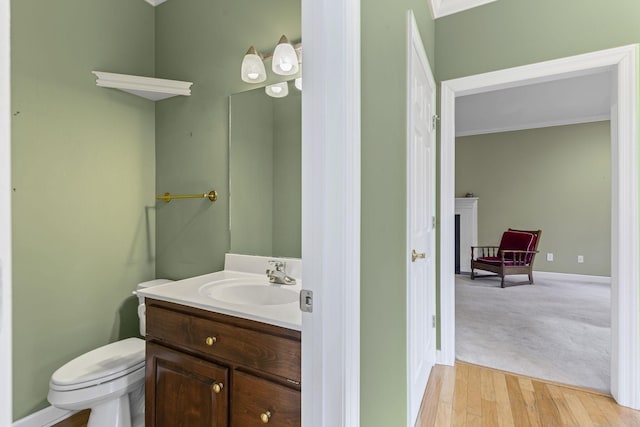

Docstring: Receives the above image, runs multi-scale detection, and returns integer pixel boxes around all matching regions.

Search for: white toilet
[48,279,172,427]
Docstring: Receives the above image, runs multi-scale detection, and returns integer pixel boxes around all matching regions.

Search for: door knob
[212,382,224,393]
[412,249,426,262]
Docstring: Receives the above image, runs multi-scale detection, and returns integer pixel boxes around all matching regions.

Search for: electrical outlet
[546,253,554,262]
[578,255,584,263]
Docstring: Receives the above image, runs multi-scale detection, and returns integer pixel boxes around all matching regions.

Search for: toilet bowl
[47,279,172,427]
[48,338,146,427]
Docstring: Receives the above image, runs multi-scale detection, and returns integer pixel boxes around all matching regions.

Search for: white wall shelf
[428,0,498,19]
[144,0,168,7]
[92,71,192,101]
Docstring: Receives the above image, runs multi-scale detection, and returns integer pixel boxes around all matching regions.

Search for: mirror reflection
[229,80,301,258]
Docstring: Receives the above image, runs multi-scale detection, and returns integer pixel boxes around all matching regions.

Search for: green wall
[11,0,156,419]
[361,2,435,426]
[229,88,275,256]
[272,86,301,258]
[229,84,301,258]
[435,0,640,80]
[155,0,301,280]
[456,122,611,276]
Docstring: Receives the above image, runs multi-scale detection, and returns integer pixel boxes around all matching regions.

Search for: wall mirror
[229,80,301,258]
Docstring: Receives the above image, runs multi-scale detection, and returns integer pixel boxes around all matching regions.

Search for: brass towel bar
[156,190,218,203]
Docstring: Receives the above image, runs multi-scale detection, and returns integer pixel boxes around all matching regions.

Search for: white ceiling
[455,71,613,137]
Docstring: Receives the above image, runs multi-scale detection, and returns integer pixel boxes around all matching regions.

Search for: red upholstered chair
[470,229,542,288]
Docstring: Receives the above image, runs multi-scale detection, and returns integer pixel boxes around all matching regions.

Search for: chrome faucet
[266,260,297,285]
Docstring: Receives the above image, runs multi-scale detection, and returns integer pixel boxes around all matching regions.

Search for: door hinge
[431,114,440,131]
[432,216,436,229]
[432,315,436,328]
[300,289,313,313]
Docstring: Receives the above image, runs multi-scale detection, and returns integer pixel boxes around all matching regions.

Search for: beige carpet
[455,273,611,392]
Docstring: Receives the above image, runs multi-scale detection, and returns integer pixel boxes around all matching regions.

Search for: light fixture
[241,46,267,83]
[272,35,299,76]
[241,36,301,84]
[294,77,302,91]
[265,82,289,98]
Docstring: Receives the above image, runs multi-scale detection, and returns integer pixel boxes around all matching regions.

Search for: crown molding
[429,0,498,19]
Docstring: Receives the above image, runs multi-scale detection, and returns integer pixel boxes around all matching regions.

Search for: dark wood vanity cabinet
[144,299,301,426]
[231,371,301,426]
[146,342,229,427]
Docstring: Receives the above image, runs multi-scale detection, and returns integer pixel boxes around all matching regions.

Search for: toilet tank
[135,279,173,336]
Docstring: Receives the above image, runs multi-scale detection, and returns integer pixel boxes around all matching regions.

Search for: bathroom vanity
[138,255,302,426]
[145,300,300,425]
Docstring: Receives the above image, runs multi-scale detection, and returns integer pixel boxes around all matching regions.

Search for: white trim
[0,0,12,422]
[436,82,457,366]
[455,114,611,137]
[439,44,640,410]
[428,0,498,19]
[301,0,360,424]
[12,406,77,427]
[610,45,640,410]
[533,271,611,285]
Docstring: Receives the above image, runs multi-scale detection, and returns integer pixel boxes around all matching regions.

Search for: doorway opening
[438,45,640,410]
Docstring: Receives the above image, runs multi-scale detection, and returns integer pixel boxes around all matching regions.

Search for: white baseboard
[534,270,611,285]
[13,406,76,427]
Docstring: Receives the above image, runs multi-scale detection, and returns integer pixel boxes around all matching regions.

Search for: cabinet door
[231,371,300,426]
[146,342,228,427]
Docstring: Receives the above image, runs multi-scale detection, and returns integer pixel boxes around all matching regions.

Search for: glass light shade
[241,47,266,83]
[265,82,289,98]
[294,77,302,91]
[272,36,299,76]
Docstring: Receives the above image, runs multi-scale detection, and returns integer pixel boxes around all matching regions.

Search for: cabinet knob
[205,336,217,346]
[212,382,224,394]
[260,411,272,423]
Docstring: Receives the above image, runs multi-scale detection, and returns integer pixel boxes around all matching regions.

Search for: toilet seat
[50,338,145,392]
[48,365,145,411]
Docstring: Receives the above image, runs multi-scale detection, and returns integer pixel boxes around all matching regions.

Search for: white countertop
[137,255,302,331]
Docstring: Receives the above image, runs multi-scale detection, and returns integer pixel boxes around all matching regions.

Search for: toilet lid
[50,338,145,391]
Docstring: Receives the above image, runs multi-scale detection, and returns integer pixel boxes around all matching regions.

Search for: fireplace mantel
[455,197,478,273]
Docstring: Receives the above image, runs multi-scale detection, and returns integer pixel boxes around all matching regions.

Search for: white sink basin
[199,278,299,306]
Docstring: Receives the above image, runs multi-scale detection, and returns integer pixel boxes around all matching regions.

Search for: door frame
[301,0,361,425]
[438,45,640,410]
[406,10,436,426]
[0,0,12,422]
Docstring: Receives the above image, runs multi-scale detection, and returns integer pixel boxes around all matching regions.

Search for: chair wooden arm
[500,249,539,265]
[471,245,499,259]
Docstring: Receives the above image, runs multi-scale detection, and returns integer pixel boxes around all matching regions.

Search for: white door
[406,10,436,426]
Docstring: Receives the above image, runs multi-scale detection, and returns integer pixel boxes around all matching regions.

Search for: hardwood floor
[49,362,640,427]
[416,361,640,427]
